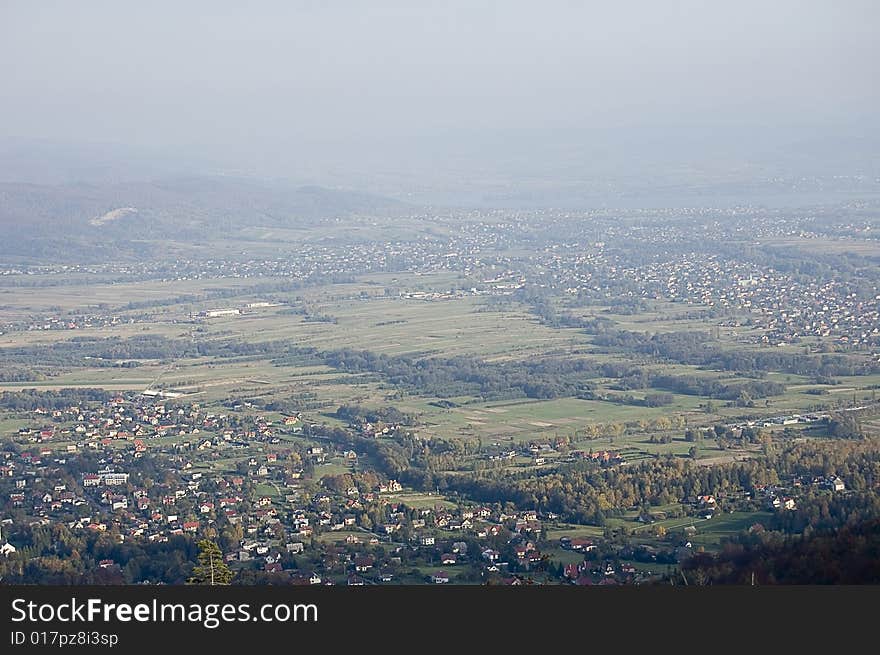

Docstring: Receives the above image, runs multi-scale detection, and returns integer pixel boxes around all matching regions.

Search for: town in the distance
[2,189,879,585]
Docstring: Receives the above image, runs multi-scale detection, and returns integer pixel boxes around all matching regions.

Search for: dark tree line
[0,387,112,410]
[335,404,414,426]
[0,524,199,585]
[680,518,880,584]
[594,329,880,377]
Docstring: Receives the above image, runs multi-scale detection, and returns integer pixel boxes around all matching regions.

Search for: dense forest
[0,526,199,585]
[334,404,415,426]
[679,518,880,584]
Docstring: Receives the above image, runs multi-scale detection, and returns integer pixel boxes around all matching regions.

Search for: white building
[100,472,129,486]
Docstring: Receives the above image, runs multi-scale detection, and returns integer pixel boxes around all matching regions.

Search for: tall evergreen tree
[188,540,232,585]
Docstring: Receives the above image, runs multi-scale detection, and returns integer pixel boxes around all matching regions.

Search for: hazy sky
[1,1,877,185]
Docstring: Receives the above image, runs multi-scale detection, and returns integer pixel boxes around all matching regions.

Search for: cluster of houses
[353,422,406,439]
[755,474,846,512]
[571,449,623,464]
[1,395,318,548]
[684,471,848,519]
[7,313,136,333]
[16,396,308,449]
[1,417,594,584]
[513,213,880,349]
[0,383,857,585]
[485,441,622,468]
[559,536,668,585]
[7,204,879,355]
[561,559,640,586]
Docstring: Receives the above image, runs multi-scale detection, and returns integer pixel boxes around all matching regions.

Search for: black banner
[2,585,878,650]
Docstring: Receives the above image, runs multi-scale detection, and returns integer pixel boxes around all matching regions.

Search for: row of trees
[0,387,112,410]
[594,329,880,377]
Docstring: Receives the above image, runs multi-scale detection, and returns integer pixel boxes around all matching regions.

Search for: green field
[687,511,773,547]
[382,492,458,510]
[3,262,877,465]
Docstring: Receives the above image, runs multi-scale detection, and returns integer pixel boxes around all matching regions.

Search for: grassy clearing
[0,277,291,314]
[544,524,606,541]
[687,511,772,547]
[314,530,372,544]
[195,294,590,360]
[383,492,458,510]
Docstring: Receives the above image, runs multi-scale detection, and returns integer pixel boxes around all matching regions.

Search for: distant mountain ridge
[0,175,409,260]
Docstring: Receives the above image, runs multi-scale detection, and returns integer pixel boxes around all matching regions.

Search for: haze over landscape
[1,2,880,588]
[1,1,878,202]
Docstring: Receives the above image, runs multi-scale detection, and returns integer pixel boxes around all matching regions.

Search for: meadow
[2,263,874,466]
